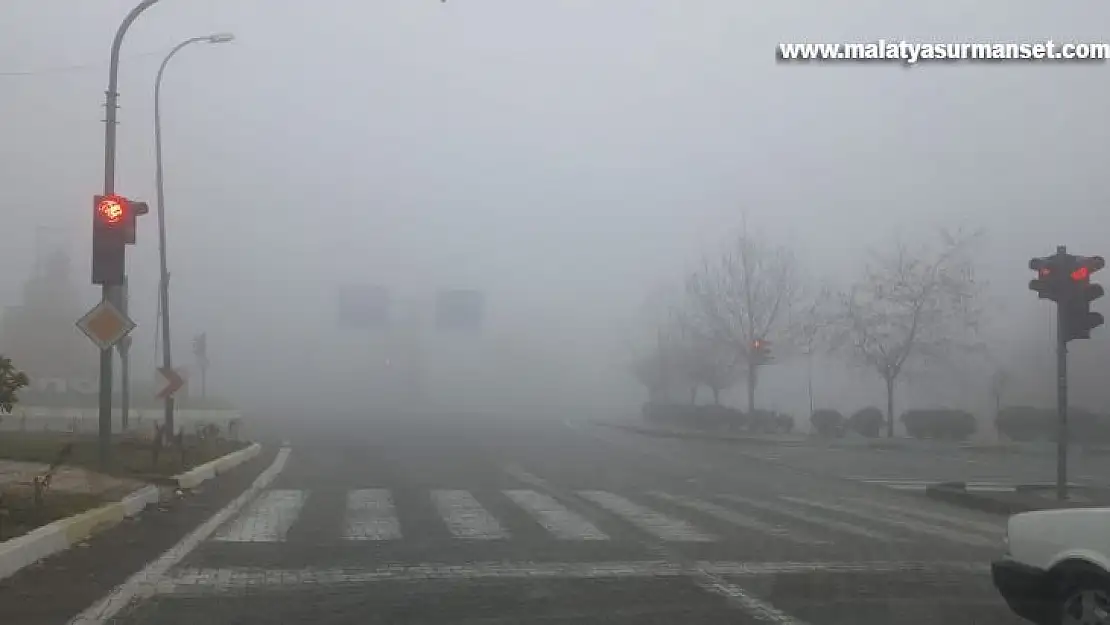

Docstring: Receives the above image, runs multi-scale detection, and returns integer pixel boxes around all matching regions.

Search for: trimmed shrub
[848,407,884,438]
[901,409,976,441]
[995,406,1051,442]
[810,409,845,438]
[775,413,795,434]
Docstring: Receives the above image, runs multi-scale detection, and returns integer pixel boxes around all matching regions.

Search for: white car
[993,507,1110,624]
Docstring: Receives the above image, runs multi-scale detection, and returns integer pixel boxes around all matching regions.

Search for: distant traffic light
[92,195,128,285]
[752,339,773,365]
[1062,255,1105,341]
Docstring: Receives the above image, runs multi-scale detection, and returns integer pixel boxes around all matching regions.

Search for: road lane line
[717,494,898,542]
[692,571,808,625]
[68,447,292,625]
[431,490,508,539]
[153,559,988,595]
[576,491,715,542]
[780,496,997,547]
[649,492,827,546]
[503,490,609,540]
[846,498,1004,537]
[342,489,402,541]
[211,489,307,543]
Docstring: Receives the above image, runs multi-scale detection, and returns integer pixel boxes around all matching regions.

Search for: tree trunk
[885,375,896,438]
[747,366,757,414]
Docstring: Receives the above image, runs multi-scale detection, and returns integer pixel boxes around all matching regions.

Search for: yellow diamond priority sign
[76,299,136,351]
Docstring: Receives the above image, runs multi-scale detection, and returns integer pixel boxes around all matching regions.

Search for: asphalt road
[92,414,1022,625]
[703,435,1110,491]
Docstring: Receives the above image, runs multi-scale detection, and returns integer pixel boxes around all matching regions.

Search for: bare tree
[670,319,740,405]
[831,228,984,437]
[684,229,799,413]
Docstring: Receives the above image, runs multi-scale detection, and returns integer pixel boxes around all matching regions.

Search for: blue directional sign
[435,289,484,331]
[337,284,390,328]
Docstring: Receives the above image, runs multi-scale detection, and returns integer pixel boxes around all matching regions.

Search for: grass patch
[0,488,108,541]
[0,433,250,480]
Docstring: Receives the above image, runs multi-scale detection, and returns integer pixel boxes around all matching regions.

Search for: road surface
[90,414,1020,625]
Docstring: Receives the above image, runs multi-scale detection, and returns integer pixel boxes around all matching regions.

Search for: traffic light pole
[1056,294,1070,502]
[98,0,163,469]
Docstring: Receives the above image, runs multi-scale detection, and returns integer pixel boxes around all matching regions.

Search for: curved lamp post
[154,33,235,439]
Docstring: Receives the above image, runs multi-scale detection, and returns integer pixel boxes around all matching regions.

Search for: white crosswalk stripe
[207,485,1010,548]
[343,489,402,541]
[431,490,508,539]
[504,490,609,540]
[716,494,899,542]
[845,498,1003,537]
[779,496,997,547]
[576,490,716,542]
[213,489,308,543]
[649,492,827,546]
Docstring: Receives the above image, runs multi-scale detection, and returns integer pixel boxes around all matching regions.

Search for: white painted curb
[0,442,262,582]
[0,484,159,582]
[173,442,261,490]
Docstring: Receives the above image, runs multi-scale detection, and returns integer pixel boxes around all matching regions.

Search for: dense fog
[3,1,1110,432]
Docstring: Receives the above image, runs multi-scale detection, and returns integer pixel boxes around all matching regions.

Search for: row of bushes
[810,407,885,438]
[811,408,976,440]
[641,402,795,434]
[996,406,1110,443]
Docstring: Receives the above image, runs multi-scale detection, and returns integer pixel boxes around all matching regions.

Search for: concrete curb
[0,484,159,582]
[924,482,1095,516]
[600,422,807,447]
[0,442,261,582]
[173,442,261,490]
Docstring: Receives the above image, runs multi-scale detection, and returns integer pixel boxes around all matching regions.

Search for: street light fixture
[153,32,235,440]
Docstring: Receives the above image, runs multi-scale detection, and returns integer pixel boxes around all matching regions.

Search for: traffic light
[1029,256,1065,301]
[1062,255,1105,341]
[752,339,773,365]
[92,194,128,285]
[1030,250,1105,342]
[124,200,149,245]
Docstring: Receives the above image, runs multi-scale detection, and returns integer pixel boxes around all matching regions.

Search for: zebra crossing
[207,483,1005,547]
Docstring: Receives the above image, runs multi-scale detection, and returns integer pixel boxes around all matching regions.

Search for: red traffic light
[95,195,128,226]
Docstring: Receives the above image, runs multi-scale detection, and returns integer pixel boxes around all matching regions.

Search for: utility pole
[1056,286,1068,502]
[96,0,163,469]
[118,277,131,431]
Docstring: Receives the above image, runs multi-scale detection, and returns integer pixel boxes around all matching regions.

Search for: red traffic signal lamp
[92,194,149,285]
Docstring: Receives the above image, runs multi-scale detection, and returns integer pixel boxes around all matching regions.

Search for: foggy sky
[4,1,1110,419]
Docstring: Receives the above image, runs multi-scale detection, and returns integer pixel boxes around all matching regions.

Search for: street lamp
[153,32,235,440]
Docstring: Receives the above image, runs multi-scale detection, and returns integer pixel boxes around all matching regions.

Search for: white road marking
[431,490,508,539]
[780,496,997,547]
[212,489,307,543]
[717,494,898,542]
[155,559,987,596]
[343,489,402,541]
[846,498,1004,537]
[649,492,826,546]
[504,489,608,540]
[576,490,715,542]
[693,571,807,625]
[68,447,292,625]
